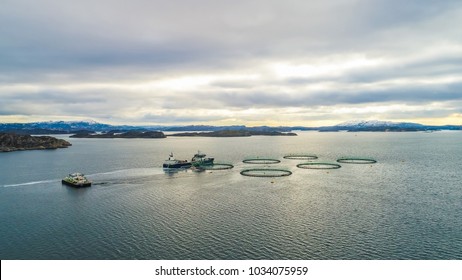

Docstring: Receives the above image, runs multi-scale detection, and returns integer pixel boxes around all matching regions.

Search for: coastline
[0,133,71,152]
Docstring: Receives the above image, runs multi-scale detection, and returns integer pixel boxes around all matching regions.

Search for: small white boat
[62,173,92,187]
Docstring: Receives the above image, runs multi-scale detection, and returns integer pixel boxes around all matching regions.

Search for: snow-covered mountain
[336,120,424,128]
[0,120,140,133]
[1,119,460,134]
[28,120,112,130]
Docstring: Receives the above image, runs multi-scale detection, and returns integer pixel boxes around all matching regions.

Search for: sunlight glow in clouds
[271,56,384,79]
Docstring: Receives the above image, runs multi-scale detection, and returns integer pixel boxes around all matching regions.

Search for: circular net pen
[337,158,377,164]
[200,163,234,170]
[242,158,281,164]
[297,162,341,169]
[283,154,318,160]
[240,168,292,177]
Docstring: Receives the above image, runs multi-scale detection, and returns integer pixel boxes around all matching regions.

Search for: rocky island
[0,133,72,152]
[70,130,166,138]
[170,130,297,137]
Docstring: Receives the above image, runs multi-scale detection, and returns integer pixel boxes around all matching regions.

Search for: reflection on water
[163,167,189,176]
[1,132,461,259]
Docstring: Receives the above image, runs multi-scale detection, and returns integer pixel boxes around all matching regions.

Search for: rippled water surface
[1,132,461,259]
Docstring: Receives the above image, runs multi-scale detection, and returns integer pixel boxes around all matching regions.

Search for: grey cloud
[1,0,462,124]
[341,57,462,85]
[2,0,460,72]
[321,83,462,105]
[197,82,462,109]
[139,113,225,124]
[379,108,461,120]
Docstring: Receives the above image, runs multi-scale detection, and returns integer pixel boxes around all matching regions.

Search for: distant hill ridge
[328,120,461,132]
[0,120,461,133]
[336,120,424,128]
[0,121,134,133]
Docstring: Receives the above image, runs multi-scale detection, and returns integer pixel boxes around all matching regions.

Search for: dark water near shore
[1,132,461,259]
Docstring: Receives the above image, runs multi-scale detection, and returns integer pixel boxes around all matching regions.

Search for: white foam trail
[2,179,58,188]
[87,168,164,179]
[2,168,164,188]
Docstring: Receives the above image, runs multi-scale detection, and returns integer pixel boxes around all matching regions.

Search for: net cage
[240,168,292,177]
[199,163,234,170]
[336,157,377,164]
[242,158,281,164]
[283,154,318,160]
[296,162,342,169]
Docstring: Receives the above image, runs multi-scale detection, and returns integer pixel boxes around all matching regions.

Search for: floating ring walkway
[201,163,234,170]
[242,158,281,164]
[296,162,341,169]
[240,168,292,177]
[283,154,318,160]
[336,157,377,164]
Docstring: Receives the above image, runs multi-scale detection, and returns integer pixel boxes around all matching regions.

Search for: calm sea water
[1,132,461,259]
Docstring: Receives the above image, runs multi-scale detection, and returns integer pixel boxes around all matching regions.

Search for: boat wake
[2,179,58,188]
[1,168,164,188]
[88,168,164,180]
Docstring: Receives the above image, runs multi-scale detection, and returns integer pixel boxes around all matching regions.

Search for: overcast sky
[1,0,461,126]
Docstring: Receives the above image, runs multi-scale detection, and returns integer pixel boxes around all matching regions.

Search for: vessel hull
[162,162,192,168]
[61,179,92,188]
